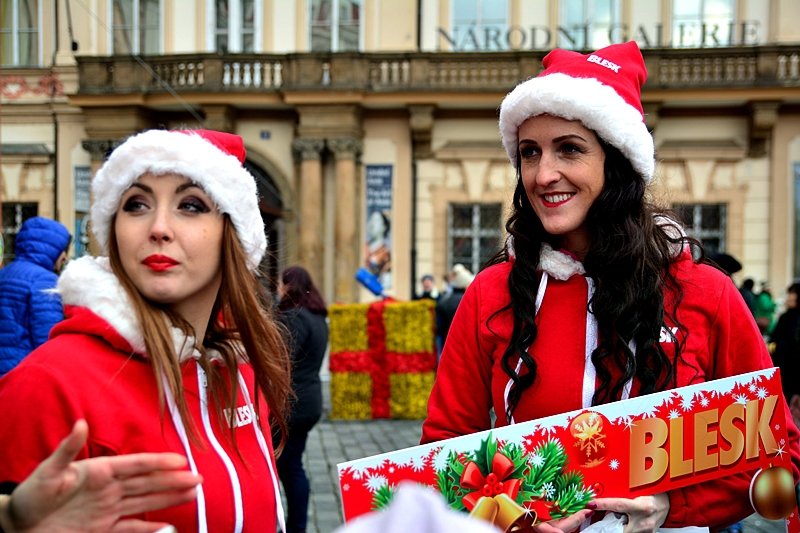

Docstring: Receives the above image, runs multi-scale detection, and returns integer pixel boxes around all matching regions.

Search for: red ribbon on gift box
[461,451,522,511]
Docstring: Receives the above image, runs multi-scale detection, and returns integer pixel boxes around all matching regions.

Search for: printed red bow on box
[460,451,522,510]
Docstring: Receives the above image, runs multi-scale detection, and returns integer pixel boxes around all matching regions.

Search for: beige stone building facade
[2,0,799,304]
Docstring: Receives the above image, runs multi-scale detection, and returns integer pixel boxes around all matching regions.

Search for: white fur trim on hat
[499,72,655,183]
[90,130,266,271]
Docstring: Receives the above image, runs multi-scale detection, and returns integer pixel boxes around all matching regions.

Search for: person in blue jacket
[0,216,71,376]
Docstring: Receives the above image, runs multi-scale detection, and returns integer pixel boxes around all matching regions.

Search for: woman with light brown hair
[0,129,292,532]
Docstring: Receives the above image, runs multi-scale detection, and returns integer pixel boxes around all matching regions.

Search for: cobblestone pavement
[290,383,787,533]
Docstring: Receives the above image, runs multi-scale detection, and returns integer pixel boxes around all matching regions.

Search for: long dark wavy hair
[278,265,328,316]
[487,139,703,422]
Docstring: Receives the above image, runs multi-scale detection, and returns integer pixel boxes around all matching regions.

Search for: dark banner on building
[364,165,393,291]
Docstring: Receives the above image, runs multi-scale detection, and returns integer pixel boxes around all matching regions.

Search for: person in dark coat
[770,282,800,404]
[276,265,329,533]
[435,264,474,348]
[0,216,71,376]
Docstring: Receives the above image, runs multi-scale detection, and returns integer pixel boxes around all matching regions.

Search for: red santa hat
[499,41,654,183]
[90,129,266,271]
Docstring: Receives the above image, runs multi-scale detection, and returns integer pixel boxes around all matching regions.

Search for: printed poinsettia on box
[338,368,800,532]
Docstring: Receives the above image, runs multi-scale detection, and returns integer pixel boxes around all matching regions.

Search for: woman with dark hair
[276,266,329,533]
[0,129,292,532]
[421,42,800,532]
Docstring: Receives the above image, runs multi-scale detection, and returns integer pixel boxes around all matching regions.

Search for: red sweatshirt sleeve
[421,273,495,443]
[664,273,800,528]
[0,355,87,486]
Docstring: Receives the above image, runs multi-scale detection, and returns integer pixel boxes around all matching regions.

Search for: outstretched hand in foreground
[0,420,202,533]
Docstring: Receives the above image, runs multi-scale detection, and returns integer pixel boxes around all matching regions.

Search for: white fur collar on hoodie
[57,256,200,361]
[506,215,687,279]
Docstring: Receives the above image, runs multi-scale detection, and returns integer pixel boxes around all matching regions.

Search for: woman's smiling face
[518,114,606,258]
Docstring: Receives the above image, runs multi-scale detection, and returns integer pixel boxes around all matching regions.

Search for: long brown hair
[109,216,292,449]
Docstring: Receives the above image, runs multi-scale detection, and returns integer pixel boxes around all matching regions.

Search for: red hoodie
[0,256,283,532]
[421,246,800,529]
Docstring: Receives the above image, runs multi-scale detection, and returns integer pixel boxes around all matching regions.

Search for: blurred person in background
[0,216,71,377]
[276,265,329,533]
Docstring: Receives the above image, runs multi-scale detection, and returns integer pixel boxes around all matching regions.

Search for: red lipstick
[142,254,179,272]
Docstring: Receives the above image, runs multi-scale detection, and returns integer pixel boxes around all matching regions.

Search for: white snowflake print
[680,396,694,412]
[774,444,786,458]
[530,452,545,468]
[410,455,426,472]
[669,409,680,419]
[699,396,709,408]
[734,393,749,405]
[775,423,782,432]
[748,383,757,393]
[756,387,767,399]
[343,483,350,491]
[609,458,620,471]
[388,466,395,474]
[432,450,450,472]
[366,474,388,493]
[542,482,555,499]
[780,438,786,446]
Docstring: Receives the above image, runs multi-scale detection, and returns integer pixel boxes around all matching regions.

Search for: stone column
[80,139,122,255]
[328,138,363,303]
[292,137,325,286]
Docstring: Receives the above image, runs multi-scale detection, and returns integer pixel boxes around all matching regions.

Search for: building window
[2,202,38,264]
[448,203,503,275]
[672,0,736,47]
[310,0,361,52]
[673,203,727,256]
[212,0,257,53]
[1,0,40,67]
[111,0,160,55]
[559,0,621,50]
[450,0,507,51]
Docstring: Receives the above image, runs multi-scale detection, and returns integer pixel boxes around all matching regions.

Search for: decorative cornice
[291,138,325,162]
[81,139,120,161]
[327,138,363,160]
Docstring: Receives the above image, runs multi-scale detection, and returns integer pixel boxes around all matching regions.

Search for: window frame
[449,0,508,52]
[447,202,503,275]
[308,0,363,52]
[558,0,622,50]
[108,0,162,55]
[673,202,728,256]
[2,202,39,264]
[206,0,262,53]
[1,0,43,67]
[671,0,736,48]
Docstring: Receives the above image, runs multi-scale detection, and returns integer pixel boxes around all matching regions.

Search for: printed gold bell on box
[468,494,537,532]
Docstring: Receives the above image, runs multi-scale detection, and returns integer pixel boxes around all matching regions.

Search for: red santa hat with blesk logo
[498,40,655,183]
[90,129,266,271]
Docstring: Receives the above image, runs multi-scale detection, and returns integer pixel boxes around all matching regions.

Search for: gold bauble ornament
[568,411,608,467]
[750,466,796,520]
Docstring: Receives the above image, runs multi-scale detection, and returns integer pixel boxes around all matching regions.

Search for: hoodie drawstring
[237,373,287,533]
[163,373,208,533]
[504,272,633,424]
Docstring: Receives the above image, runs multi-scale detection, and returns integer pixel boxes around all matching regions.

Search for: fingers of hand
[118,488,198,517]
[119,471,202,497]
[109,453,189,479]
[535,509,594,533]
[42,420,89,474]
[111,518,176,533]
